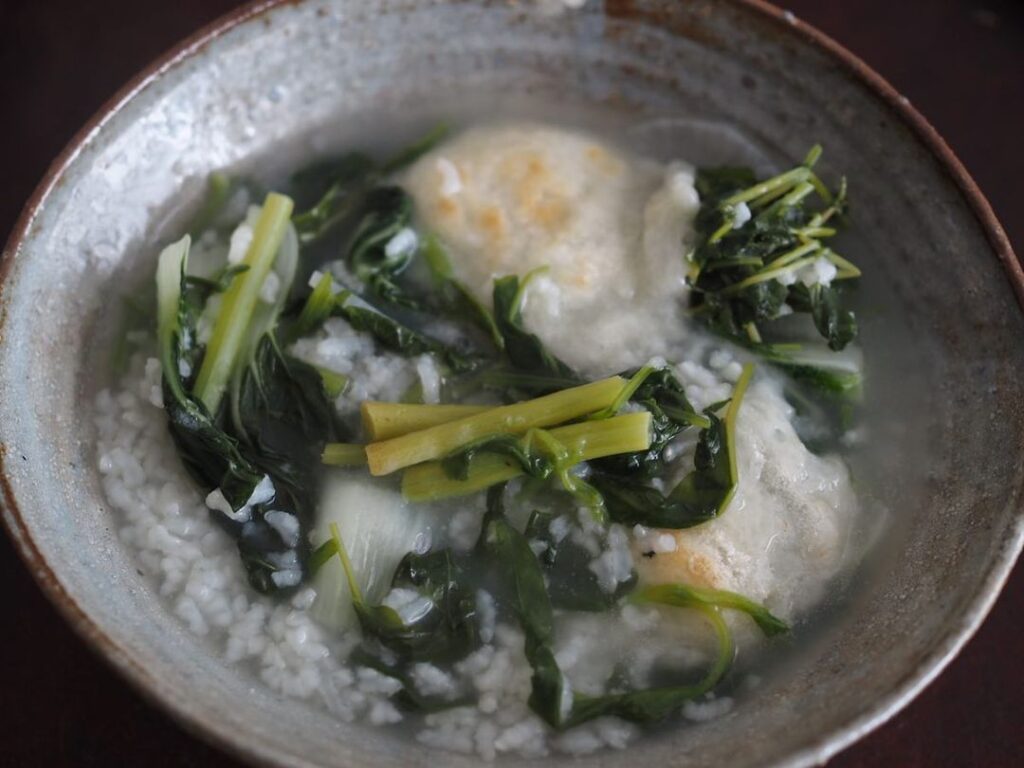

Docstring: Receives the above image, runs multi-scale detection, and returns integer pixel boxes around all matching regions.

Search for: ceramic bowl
[1,1,1022,766]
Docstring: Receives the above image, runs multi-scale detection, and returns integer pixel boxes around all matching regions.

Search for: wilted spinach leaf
[156,237,328,594]
[492,273,578,385]
[591,365,753,529]
[524,511,635,612]
[346,186,420,308]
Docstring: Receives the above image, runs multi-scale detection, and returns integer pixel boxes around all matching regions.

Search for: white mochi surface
[400,122,700,374]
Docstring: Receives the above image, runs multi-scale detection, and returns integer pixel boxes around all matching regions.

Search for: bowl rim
[0,1,1021,766]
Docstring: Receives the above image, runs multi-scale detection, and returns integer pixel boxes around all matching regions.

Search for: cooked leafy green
[333,292,480,373]
[148,134,854,739]
[422,235,505,351]
[524,510,636,612]
[193,193,295,414]
[631,583,788,637]
[690,148,859,352]
[380,122,450,175]
[480,485,784,728]
[492,271,579,384]
[478,487,569,726]
[187,171,241,239]
[234,335,338,496]
[802,282,858,352]
[291,124,448,244]
[593,364,753,529]
[314,522,478,710]
[347,185,420,308]
[157,234,329,593]
[592,366,707,478]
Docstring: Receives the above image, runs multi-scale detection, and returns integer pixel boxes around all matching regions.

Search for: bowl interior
[2,2,1022,767]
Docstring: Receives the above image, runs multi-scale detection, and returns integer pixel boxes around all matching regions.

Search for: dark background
[1,1,1021,766]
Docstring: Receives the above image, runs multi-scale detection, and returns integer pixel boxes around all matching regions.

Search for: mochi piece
[400,122,697,375]
[634,378,857,623]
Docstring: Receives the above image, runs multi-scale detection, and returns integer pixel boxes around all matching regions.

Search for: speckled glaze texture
[1,1,1021,767]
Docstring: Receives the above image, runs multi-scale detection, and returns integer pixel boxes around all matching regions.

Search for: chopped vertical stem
[193,193,295,412]
[361,402,490,441]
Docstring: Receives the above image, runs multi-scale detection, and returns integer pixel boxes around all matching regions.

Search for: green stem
[188,172,231,237]
[756,180,815,221]
[721,363,754,510]
[822,249,862,278]
[589,366,656,420]
[703,256,764,272]
[328,522,364,606]
[720,251,819,295]
[512,265,550,313]
[362,402,490,441]
[322,443,367,466]
[193,192,295,413]
[529,428,607,521]
[402,412,651,502]
[294,272,337,339]
[365,376,626,476]
[314,366,349,398]
[723,166,810,206]
[630,582,788,636]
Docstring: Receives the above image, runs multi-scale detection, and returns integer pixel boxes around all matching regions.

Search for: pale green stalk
[365,376,626,476]
[322,443,368,466]
[401,412,651,502]
[361,402,490,441]
[193,192,294,412]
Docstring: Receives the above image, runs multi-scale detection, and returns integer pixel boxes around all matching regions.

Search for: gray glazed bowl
[1,1,1022,766]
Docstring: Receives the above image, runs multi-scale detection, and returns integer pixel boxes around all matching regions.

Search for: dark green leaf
[593,367,703,478]
[589,473,719,530]
[590,364,754,530]
[292,153,376,243]
[333,298,479,373]
[157,238,337,595]
[492,274,578,385]
[524,511,635,612]
[690,149,860,352]
[347,186,419,308]
[477,485,781,729]
[478,486,567,727]
[807,284,857,351]
[187,171,234,238]
[235,335,338,497]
